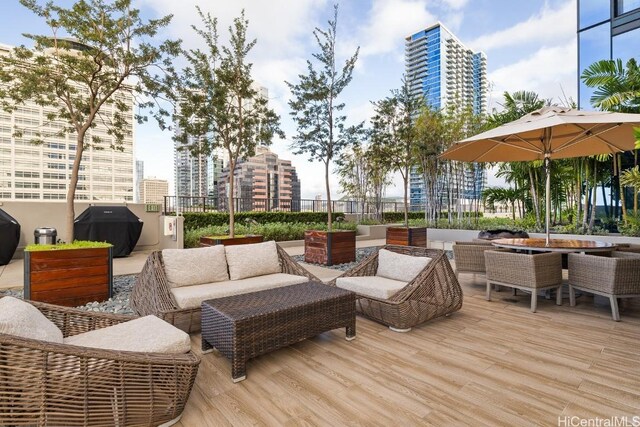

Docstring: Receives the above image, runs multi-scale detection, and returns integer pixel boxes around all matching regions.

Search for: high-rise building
[218,146,301,211]
[0,43,135,202]
[405,22,487,208]
[140,177,169,205]
[135,160,144,203]
[577,1,640,110]
[173,83,268,201]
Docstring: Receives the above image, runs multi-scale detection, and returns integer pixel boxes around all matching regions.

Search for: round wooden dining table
[490,238,617,253]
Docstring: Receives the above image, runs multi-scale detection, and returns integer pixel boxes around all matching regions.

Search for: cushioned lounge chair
[0,297,199,427]
[328,245,463,332]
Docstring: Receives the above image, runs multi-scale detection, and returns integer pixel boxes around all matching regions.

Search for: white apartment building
[0,43,135,202]
[140,177,169,205]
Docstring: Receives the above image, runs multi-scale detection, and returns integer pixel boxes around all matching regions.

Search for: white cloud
[439,0,469,10]
[353,0,437,58]
[487,41,577,109]
[469,0,576,52]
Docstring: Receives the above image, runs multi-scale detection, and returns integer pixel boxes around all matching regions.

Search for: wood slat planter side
[24,247,113,307]
[199,235,264,246]
[304,230,356,266]
[386,227,427,247]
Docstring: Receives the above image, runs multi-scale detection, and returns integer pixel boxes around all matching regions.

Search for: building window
[578,22,611,109]
[579,0,611,29]
[617,0,640,15]
[613,27,640,62]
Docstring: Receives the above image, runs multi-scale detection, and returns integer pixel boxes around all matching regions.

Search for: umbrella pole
[545,156,551,246]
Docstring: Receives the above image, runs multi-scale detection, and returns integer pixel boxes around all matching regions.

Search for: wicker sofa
[328,245,463,332]
[0,297,199,427]
[568,251,640,321]
[131,241,320,333]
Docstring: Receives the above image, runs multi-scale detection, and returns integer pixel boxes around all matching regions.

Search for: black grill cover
[0,209,20,265]
[74,206,143,257]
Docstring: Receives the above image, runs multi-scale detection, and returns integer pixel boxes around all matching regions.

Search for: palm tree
[482,187,523,221]
[581,58,640,113]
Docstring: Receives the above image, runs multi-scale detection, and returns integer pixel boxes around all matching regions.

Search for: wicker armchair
[568,252,640,321]
[0,297,200,427]
[452,240,493,280]
[130,244,321,333]
[484,250,563,312]
[327,245,463,332]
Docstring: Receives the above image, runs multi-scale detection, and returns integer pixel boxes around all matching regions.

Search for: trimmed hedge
[184,221,358,248]
[183,211,345,230]
[382,211,483,222]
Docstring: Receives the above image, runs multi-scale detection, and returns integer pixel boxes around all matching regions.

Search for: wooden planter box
[24,247,113,307]
[386,227,427,247]
[200,235,264,246]
[304,230,356,266]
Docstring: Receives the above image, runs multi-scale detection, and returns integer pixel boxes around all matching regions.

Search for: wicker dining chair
[452,240,494,280]
[484,250,563,312]
[568,252,640,321]
[327,245,463,332]
[0,297,200,427]
[131,244,320,333]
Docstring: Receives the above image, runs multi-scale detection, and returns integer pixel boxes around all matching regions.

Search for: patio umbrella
[440,106,640,245]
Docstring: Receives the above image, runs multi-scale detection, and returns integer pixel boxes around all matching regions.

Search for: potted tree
[287,5,361,265]
[371,78,427,247]
[24,241,113,307]
[0,1,177,303]
[171,8,282,246]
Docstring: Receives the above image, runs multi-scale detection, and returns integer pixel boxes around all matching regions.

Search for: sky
[0,0,578,199]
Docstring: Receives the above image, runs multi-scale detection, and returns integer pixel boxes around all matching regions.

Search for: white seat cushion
[225,240,281,280]
[336,276,407,300]
[0,296,63,343]
[170,273,309,309]
[162,245,229,288]
[64,315,191,354]
[376,249,431,282]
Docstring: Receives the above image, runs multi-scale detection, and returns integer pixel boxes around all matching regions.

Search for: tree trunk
[403,169,409,227]
[228,158,236,238]
[325,160,332,232]
[529,168,541,228]
[635,149,638,216]
[618,153,628,223]
[588,160,597,232]
[602,181,609,218]
[65,132,86,243]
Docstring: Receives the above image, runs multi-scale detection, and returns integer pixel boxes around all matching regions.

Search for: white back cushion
[162,245,229,288]
[376,249,431,283]
[0,296,63,343]
[225,240,281,280]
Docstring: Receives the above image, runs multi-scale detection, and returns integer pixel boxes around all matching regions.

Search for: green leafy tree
[414,106,446,223]
[170,9,283,237]
[582,58,640,222]
[0,0,180,242]
[337,144,371,222]
[286,4,361,231]
[482,186,523,221]
[371,78,423,227]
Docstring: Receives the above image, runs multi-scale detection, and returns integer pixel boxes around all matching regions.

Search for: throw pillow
[162,245,229,288]
[0,296,64,343]
[225,240,281,280]
[376,249,431,283]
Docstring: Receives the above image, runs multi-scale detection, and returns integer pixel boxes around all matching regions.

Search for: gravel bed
[0,274,137,315]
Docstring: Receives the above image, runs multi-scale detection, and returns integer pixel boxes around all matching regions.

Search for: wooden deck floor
[176,275,640,426]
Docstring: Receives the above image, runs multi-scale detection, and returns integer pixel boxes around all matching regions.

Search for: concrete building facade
[218,146,301,211]
[140,177,169,205]
[404,23,487,209]
[0,43,135,202]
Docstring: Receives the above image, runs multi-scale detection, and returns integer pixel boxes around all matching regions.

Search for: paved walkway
[0,239,389,291]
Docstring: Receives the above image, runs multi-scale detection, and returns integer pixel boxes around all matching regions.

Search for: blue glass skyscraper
[405,22,487,209]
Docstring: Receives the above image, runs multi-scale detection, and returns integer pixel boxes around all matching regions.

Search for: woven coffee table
[201,281,356,382]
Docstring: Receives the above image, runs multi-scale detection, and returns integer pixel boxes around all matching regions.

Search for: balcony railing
[162,196,409,215]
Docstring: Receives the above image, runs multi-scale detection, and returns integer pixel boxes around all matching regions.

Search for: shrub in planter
[183,211,346,230]
[24,241,113,307]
